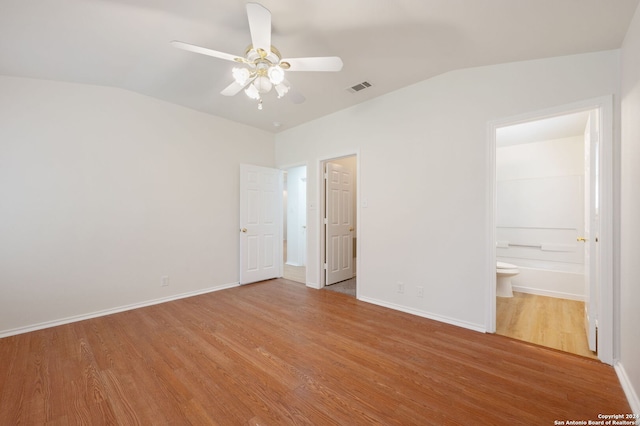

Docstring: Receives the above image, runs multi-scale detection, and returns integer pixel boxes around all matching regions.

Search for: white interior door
[325,162,353,285]
[240,164,282,285]
[583,111,599,352]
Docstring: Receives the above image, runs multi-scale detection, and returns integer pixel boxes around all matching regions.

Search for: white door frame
[485,96,614,365]
[318,153,359,292]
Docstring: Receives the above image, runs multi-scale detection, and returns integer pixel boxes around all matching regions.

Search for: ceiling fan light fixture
[268,65,285,85]
[253,75,273,93]
[171,3,343,110]
[232,67,251,85]
[245,84,260,100]
[275,82,289,98]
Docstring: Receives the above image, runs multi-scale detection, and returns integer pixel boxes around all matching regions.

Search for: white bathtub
[497,259,585,301]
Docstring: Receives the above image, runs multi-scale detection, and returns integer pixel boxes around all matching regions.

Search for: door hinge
[323,218,328,224]
[324,172,328,180]
[323,263,328,270]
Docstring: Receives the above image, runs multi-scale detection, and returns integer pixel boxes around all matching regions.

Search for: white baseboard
[0,282,239,338]
[615,361,640,419]
[358,296,486,333]
[512,285,585,301]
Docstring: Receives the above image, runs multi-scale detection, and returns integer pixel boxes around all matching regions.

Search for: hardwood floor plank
[0,279,630,425]
[100,369,142,425]
[0,335,29,425]
[25,332,53,424]
[67,378,92,425]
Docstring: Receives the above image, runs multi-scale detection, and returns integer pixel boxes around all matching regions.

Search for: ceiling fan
[171,2,343,109]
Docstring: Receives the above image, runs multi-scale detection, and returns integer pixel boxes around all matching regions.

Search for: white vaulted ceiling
[0,0,638,132]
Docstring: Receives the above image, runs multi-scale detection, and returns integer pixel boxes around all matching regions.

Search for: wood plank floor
[0,279,630,425]
[496,292,596,359]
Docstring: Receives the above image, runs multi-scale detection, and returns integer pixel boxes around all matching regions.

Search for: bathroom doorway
[488,97,614,364]
[282,165,307,284]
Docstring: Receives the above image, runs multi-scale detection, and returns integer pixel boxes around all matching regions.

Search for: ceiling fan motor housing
[245,45,281,66]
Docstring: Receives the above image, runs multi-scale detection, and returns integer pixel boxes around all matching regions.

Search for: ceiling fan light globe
[254,76,273,93]
[245,84,260,100]
[268,66,285,85]
[275,83,289,98]
[232,67,251,85]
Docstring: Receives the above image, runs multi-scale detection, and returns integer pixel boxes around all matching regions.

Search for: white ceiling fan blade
[221,80,251,96]
[246,3,271,52]
[171,40,241,63]
[281,57,343,72]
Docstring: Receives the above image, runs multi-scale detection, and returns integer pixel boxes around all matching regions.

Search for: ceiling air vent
[346,81,373,94]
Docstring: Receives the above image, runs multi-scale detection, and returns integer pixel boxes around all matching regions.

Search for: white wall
[497,136,585,181]
[275,50,620,331]
[620,2,640,414]
[0,76,275,335]
[496,138,584,242]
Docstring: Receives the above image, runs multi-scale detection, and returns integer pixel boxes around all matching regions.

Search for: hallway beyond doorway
[283,241,305,284]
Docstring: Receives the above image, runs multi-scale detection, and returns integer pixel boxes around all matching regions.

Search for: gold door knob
[349,227,354,232]
[241,228,247,233]
[577,237,587,242]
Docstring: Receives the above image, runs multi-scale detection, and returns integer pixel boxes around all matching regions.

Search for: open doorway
[488,97,614,364]
[282,165,306,284]
[494,110,597,358]
[321,155,357,297]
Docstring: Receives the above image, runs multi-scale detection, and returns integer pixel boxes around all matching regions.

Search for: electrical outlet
[397,282,404,294]
[417,286,424,298]
[161,276,169,287]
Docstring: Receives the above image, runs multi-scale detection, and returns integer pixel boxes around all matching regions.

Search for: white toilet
[496,261,520,298]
